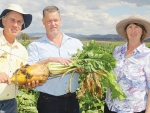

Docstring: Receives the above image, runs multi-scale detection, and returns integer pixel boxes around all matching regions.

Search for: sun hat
[116,14,150,40]
[0,4,32,30]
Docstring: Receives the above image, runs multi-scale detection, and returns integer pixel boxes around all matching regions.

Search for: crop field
[19,39,150,48]
[17,40,150,113]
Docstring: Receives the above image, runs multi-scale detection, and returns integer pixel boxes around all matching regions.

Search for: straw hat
[116,15,150,40]
[0,4,32,30]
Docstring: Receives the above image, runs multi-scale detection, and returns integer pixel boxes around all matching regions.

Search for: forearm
[36,57,59,64]
[146,89,150,113]
[37,57,71,65]
[37,58,50,64]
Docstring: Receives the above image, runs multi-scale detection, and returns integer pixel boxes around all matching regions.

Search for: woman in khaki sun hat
[104,15,150,113]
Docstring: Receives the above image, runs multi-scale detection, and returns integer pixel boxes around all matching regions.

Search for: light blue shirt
[105,43,150,113]
[27,33,83,96]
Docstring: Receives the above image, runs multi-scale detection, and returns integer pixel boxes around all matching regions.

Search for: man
[0,4,32,113]
[27,6,83,113]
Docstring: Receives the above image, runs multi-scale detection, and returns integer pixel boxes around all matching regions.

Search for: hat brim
[0,9,32,30]
[116,17,150,40]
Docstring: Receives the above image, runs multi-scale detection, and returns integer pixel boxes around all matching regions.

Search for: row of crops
[17,40,150,113]
[17,88,105,113]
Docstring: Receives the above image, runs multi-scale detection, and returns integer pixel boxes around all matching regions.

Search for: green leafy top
[71,40,116,72]
[71,40,126,100]
[47,40,126,100]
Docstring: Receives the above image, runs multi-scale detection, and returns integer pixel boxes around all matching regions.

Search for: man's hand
[21,80,43,90]
[50,57,85,73]
[49,57,71,66]
[0,72,11,84]
[38,57,71,66]
[76,68,85,74]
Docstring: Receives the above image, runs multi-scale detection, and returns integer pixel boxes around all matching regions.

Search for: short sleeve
[27,42,40,65]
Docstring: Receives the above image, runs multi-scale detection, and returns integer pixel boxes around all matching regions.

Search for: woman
[104,15,150,113]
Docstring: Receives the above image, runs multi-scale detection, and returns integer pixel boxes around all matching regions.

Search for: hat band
[0,16,4,20]
[128,21,144,26]
[125,22,146,31]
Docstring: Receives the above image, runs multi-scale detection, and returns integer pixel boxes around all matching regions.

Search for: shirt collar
[43,32,71,43]
[62,32,72,43]
[136,43,146,53]
[124,42,146,53]
[0,31,18,48]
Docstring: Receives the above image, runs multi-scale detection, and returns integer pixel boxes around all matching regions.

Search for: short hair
[124,23,147,42]
[43,6,60,17]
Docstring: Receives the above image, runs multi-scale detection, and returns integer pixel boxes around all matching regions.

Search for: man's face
[42,11,61,36]
[2,11,23,38]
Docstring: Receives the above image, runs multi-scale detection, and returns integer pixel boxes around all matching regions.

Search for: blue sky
[0,0,150,35]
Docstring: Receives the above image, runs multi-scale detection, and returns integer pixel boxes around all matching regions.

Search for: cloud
[0,0,150,35]
[121,0,150,7]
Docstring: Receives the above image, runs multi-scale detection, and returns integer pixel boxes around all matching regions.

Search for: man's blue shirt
[27,33,83,95]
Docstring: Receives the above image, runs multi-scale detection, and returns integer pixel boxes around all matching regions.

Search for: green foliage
[16,89,39,113]
[146,43,150,48]
[20,41,31,48]
[78,88,105,113]
[17,40,150,113]
[18,40,128,113]
[73,41,125,113]
[72,40,126,100]
[19,32,31,41]
[71,40,116,73]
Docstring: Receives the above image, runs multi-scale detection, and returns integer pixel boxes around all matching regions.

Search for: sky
[0,0,150,35]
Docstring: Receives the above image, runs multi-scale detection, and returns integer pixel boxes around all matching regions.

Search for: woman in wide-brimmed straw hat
[104,15,150,113]
[0,4,32,113]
